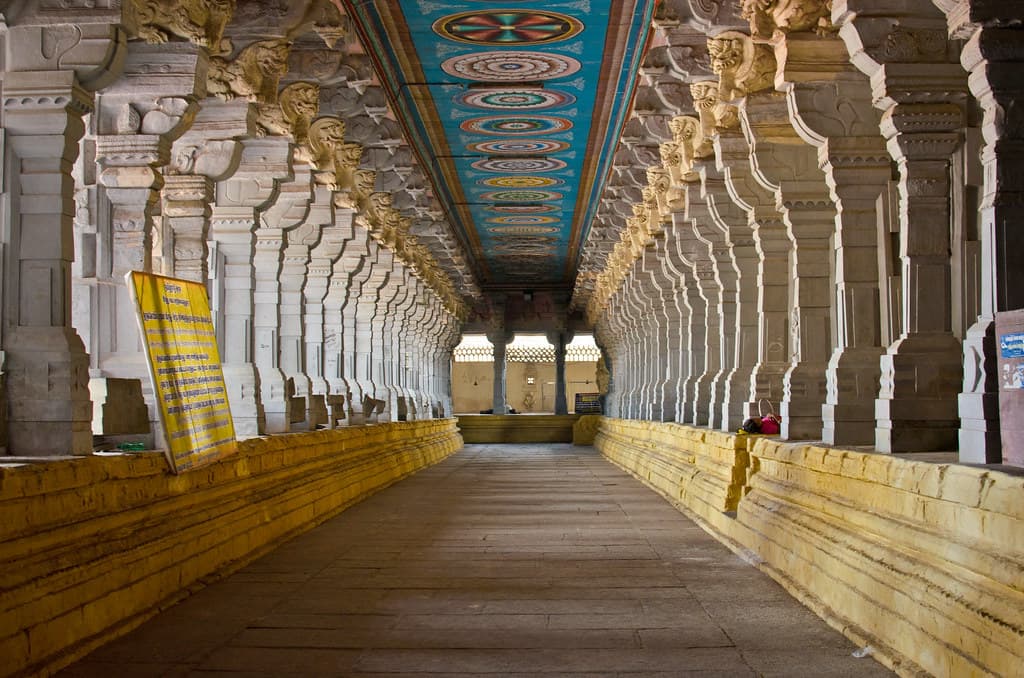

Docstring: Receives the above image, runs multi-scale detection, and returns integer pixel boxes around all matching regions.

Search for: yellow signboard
[126,271,237,474]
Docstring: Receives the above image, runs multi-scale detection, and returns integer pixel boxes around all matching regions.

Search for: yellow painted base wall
[594,417,1024,678]
[457,414,581,443]
[0,419,463,678]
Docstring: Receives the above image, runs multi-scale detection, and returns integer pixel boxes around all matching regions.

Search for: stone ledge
[593,417,1024,678]
[0,420,463,678]
[457,414,582,443]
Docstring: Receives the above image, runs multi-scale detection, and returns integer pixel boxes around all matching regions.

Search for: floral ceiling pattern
[341,0,656,287]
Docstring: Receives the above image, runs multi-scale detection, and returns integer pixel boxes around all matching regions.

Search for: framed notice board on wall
[575,392,602,414]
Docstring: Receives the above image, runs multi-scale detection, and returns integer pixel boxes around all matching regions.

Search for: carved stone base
[258,368,292,434]
[222,364,264,439]
[958,319,1001,463]
[875,334,962,453]
[307,394,328,429]
[88,377,150,437]
[781,363,828,440]
[822,347,885,446]
[719,374,751,432]
[5,328,94,456]
[326,394,347,428]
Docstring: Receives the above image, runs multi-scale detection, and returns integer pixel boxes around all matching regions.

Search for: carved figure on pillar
[257,81,321,143]
[207,39,291,103]
[128,0,236,53]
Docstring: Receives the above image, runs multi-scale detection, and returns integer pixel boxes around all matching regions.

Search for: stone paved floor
[60,444,893,677]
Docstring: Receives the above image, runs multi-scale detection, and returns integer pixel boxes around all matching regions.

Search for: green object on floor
[117,442,146,451]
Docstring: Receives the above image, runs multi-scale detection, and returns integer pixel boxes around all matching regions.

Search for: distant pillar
[488,332,511,414]
[549,331,573,415]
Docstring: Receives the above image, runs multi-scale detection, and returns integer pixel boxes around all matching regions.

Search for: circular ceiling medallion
[488,204,558,214]
[480,189,564,202]
[479,175,562,188]
[469,139,570,154]
[472,157,567,173]
[434,11,582,45]
[487,215,559,224]
[456,88,575,110]
[493,241,556,255]
[488,225,560,234]
[441,51,582,82]
[460,115,573,136]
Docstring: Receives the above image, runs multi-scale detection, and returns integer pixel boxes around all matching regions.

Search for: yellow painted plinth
[0,419,463,678]
[593,417,1024,678]
[457,414,582,443]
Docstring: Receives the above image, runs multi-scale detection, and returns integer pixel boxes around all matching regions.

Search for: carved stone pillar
[487,331,511,415]
[695,163,743,430]
[836,0,969,451]
[658,233,692,422]
[740,91,836,439]
[252,156,306,433]
[306,205,354,427]
[282,187,332,430]
[210,138,291,437]
[547,330,572,415]
[2,19,126,455]
[943,3,1024,462]
[383,270,412,420]
[327,223,371,423]
[668,200,713,425]
[708,133,762,430]
[773,31,891,446]
[162,174,213,282]
[368,246,399,421]
[641,241,677,421]
[164,100,248,283]
[353,245,389,421]
[88,42,207,444]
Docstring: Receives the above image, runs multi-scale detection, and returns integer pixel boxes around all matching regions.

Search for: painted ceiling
[341,1,656,289]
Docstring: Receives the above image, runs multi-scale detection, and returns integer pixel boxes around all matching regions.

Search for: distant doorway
[451,333,601,414]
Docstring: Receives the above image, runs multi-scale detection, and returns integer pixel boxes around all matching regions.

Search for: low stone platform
[58,443,891,677]
[1,420,462,677]
[594,417,1024,677]
[457,414,582,443]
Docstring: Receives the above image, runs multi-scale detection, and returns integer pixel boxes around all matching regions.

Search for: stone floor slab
[58,443,892,677]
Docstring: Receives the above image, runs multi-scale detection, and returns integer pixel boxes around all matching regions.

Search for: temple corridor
[56,443,891,678]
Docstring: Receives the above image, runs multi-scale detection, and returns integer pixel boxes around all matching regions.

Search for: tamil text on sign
[127,271,237,473]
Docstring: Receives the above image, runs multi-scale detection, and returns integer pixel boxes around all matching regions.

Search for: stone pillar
[281,187,332,430]
[163,174,214,282]
[547,330,572,415]
[211,137,292,437]
[353,244,389,420]
[306,205,354,427]
[947,5,1024,462]
[772,30,891,446]
[708,133,762,430]
[740,91,836,439]
[89,42,207,444]
[659,235,692,422]
[670,203,715,425]
[836,0,969,451]
[641,242,677,421]
[326,224,371,423]
[488,331,511,415]
[2,19,126,455]
[695,163,742,429]
[163,101,249,284]
[252,156,306,433]
[368,249,399,419]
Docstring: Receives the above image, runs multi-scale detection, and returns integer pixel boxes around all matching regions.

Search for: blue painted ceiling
[341,1,656,289]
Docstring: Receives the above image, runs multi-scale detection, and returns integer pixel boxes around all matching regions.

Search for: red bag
[758,399,781,435]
